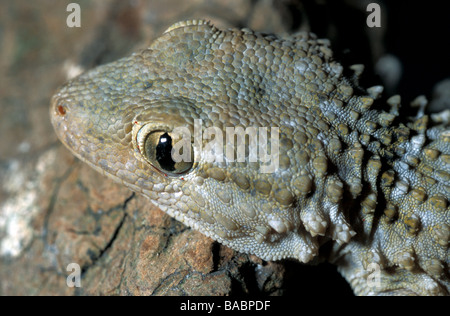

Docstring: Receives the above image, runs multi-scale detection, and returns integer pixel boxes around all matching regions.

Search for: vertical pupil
[156,132,175,172]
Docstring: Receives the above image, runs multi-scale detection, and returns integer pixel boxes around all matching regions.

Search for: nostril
[56,104,66,116]
[52,96,67,116]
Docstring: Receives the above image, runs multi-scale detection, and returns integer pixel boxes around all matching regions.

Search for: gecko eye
[137,129,194,175]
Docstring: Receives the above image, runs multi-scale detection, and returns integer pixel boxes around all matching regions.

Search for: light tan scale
[50,20,449,295]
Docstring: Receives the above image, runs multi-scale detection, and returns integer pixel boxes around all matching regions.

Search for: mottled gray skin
[51,20,449,295]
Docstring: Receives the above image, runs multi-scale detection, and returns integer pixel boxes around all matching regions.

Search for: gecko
[50,20,449,295]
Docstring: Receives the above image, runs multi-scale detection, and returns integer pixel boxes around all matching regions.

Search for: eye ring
[133,123,194,176]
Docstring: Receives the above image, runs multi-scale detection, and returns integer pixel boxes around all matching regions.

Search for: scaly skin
[50,20,449,295]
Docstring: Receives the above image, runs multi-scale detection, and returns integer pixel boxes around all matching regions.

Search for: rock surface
[1,0,447,296]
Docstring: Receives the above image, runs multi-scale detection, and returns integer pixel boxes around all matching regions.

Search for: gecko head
[50,55,199,184]
[50,20,356,262]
